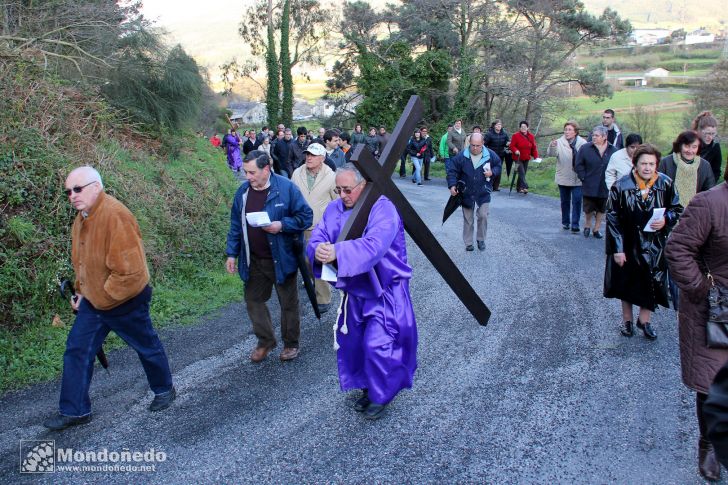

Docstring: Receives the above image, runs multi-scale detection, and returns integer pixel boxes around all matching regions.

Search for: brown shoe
[279,347,300,361]
[699,438,721,481]
[250,346,273,363]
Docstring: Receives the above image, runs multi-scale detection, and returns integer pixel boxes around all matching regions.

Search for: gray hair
[336,163,364,184]
[69,166,104,189]
[592,125,608,138]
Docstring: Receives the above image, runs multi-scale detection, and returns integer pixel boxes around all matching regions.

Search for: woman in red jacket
[510,120,539,194]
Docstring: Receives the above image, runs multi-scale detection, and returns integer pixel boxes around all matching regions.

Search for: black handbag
[705,265,728,349]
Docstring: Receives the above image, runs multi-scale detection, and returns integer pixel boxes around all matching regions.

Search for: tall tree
[265,0,280,126]
[279,0,293,127]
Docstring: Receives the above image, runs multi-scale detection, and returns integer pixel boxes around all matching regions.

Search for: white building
[645,68,670,77]
[631,29,672,46]
[685,30,715,45]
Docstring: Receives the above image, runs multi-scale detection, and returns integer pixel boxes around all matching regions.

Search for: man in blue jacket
[446,132,502,252]
[226,153,313,362]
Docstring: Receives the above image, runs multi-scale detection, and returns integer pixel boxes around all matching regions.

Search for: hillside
[0,61,243,390]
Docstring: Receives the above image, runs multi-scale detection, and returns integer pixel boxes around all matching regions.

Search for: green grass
[566,90,690,113]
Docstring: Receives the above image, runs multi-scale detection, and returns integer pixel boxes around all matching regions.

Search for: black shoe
[43,412,92,431]
[353,390,370,412]
[465,245,474,252]
[412,179,416,183]
[149,386,176,412]
[562,224,570,230]
[425,178,432,181]
[477,240,485,251]
[417,183,423,186]
[399,175,406,178]
[363,402,387,420]
[492,188,500,192]
[636,320,657,340]
[583,228,591,238]
[593,230,603,239]
[620,320,634,337]
[571,227,580,233]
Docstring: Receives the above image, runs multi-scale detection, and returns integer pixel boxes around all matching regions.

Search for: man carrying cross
[307,163,418,420]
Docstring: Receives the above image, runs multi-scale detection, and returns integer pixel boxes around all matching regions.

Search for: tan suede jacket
[72,192,150,310]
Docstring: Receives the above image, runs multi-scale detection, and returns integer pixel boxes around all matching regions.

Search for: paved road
[0,177,708,483]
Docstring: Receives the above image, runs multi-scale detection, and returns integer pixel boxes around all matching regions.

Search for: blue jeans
[411,157,423,184]
[59,293,173,416]
[558,185,582,229]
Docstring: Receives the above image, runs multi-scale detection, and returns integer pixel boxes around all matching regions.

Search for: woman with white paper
[603,144,683,340]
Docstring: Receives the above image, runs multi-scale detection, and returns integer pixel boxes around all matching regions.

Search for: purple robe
[307,196,418,405]
[224,133,243,170]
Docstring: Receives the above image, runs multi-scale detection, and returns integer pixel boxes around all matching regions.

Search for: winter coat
[225,174,313,284]
[287,139,310,175]
[605,147,633,190]
[350,131,367,147]
[446,147,502,208]
[575,142,618,198]
[665,182,728,393]
[446,129,466,157]
[658,154,715,202]
[406,137,428,158]
[377,133,389,154]
[483,128,510,158]
[604,172,683,311]
[243,137,260,155]
[700,140,724,183]
[365,135,379,155]
[439,133,449,159]
[547,135,586,187]
[290,163,337,228]
[510,131,539,162]
[327,147,346,169]
[272,138,292,173]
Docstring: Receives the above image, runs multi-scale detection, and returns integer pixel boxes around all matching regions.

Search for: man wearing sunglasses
[44,167,175,431]
[307,163,418,420]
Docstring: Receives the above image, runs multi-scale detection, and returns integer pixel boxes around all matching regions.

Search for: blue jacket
[446,147,502,207]
[226,173,313,284]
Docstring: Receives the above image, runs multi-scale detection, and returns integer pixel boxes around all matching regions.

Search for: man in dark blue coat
[446,132,502,251]
[226,153,313,362]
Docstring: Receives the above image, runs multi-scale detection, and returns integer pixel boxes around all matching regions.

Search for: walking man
[44,167,175,431]
[446,132,502,251]
[226,153,313,362]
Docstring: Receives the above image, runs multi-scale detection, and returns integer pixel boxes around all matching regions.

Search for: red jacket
[210,136,221,147]
[510,131,538,161]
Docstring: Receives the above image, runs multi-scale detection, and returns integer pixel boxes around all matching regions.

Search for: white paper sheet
[643,208,665,232]
[321,263,338,282]
[245,211,271,227]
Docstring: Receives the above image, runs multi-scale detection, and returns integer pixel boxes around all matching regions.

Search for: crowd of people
[47,106,728,479]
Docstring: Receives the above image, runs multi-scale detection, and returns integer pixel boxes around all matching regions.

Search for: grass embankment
[0,63,242,392]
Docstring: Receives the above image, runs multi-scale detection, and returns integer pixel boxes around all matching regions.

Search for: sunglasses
[64,181,96,196]
[334,181,363,195]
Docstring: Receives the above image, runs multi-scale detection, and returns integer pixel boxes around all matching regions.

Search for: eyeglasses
[334,181,364,195]
[64,181,96,196]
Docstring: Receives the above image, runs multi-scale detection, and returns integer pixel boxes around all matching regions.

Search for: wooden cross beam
[336,95,491,326]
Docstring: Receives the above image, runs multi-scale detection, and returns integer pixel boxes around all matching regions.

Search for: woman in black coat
[484,119,510,191]
[604,143,683,339]
[406,130,428,186]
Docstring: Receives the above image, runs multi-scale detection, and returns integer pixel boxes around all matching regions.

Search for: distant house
[685,30,715,45]
[312,99,335,118]
[631,29,672,46]
[645,68,670,77]
[617,76,646,87]
[229,102,267,125]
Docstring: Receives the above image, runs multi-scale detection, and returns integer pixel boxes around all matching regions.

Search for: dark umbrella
[58,278,109,371]
[442,180,466,224]
[292,234,321,320]
[508,167,518,195]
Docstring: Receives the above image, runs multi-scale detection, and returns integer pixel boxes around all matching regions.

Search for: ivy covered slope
[0,63,242,392]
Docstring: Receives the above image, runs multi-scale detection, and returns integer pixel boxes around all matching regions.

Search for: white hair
[69,166,104,189]
[336,163,364,184]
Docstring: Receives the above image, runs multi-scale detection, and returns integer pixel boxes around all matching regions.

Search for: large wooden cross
[336,95,491,325]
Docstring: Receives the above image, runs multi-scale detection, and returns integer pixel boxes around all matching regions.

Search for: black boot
[620,320,634,337]
[636,319,657,340]
[699,438,721,481]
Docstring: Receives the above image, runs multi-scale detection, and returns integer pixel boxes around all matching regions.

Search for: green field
[566,90,690,113]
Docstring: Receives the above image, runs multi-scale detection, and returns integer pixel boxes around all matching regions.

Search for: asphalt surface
[0,175,711,483]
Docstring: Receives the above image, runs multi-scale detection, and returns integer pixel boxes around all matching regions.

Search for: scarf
[673,152,700,205]
[634,170,658,200]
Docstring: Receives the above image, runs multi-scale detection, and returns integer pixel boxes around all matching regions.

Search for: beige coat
[291,163,337,228]
[547,135,586,187]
